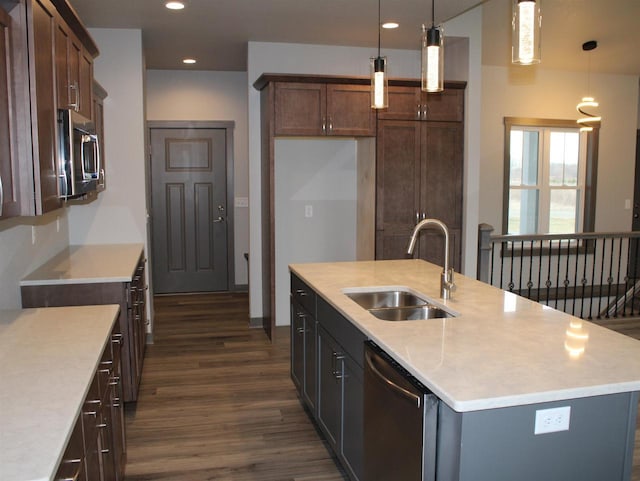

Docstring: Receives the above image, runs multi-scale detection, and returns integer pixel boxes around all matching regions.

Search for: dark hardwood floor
[124,292,346,481]
[124,292,640,481]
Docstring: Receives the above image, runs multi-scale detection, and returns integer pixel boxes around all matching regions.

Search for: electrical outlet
[534,406,571,435]
[304,205,313,218]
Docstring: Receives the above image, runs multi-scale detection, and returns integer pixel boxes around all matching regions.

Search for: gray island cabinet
[289,260,640,481]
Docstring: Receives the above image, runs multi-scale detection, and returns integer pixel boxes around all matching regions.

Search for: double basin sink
[344,288,456,321]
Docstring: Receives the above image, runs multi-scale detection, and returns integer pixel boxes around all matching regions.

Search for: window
[503,118,599,235]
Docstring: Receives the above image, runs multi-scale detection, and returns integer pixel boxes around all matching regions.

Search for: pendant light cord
[431,0,435,28]
[377,0,381,56]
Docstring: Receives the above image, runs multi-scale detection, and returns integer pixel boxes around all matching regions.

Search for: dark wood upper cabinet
[0,0,98,216]
[378,84,465,122]
[274,81,376,137]
[0,4,20,219]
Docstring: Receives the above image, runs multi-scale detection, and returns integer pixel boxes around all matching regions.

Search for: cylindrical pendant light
[421,0,443,93]
[512,0,541,65]
[371,56,388,109]
[371,0,388,109]
[421,23,443,92]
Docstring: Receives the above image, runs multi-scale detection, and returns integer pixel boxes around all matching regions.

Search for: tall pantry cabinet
[375,83,465,272]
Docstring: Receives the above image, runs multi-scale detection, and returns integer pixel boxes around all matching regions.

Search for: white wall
[480,66,640,233]
[247,5,483,321]
[274,139,358,325]
[0,211,70,309]
[145,70,249,286]
[67,29,147,246]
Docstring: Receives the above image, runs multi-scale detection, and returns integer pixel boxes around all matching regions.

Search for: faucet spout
[407,218,455,299]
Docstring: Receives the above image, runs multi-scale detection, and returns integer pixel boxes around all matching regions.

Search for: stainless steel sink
[368,305,454,321]
[345,290,426,309]
[344,288,456,321]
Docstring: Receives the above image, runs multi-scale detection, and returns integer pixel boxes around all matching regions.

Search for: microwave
[57,109,101,198]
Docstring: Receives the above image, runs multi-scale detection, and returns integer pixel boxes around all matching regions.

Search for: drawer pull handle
[295,289,308,297]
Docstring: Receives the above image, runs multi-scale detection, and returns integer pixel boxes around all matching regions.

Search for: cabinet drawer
[317,296,366,367]
[291,273,316,316]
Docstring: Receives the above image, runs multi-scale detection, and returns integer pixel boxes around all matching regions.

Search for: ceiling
[68,0,640,75]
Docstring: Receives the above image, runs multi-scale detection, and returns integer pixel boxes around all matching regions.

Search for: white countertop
[20,244,144,286]
[0,305,120,481]
[290,259,640,412]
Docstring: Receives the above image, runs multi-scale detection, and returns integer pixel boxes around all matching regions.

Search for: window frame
[503,117,599,236]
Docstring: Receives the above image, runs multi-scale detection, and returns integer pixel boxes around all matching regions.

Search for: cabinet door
[81,374,102,481]
[54,21,70,109]
[93,86,106,191]
[425,88,464,122]
[341,355,364,481]
[0,6,19,219]
[317,325,342,451]
[326,84,375,136]
[110,330,126,481]
[290,300,305,391]
[375,120,422,260]
[421,121,464,229]
[30,0,61,214]
[377,86,421,121]
[77,47,92,119]
[274,82,325,136]
[55,416,86,481]
[303,316,317,412]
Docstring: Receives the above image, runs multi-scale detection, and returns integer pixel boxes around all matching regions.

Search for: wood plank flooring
[124,292,346,481]
[125,292,640,481]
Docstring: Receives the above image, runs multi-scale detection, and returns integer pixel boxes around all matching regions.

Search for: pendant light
[511,0,541,65]
[370,0,388,109]
[421,0,443,93]
[576,40,601,132]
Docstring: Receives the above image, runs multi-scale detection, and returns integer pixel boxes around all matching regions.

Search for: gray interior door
[151,127,228,293]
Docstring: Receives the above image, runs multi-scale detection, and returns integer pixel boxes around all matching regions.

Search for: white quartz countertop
[290,260,640,412]
[0,305,120,481]
[20,244,144,286]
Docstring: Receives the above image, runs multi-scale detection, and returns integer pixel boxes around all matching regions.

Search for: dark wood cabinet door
[375,120,421,259]
[290,300,305,391]
[0,6,19,219]
[341,355,364,481]
[326,83,375,136]
[30,0,61,214]
[425,88,464,122]
[54,21,70,109]
[78,46,93,119]
[377,85,421,121]
[317,325,342,451]
[421,121,464,229]
[303,316,317,412]
[274,82,326,136]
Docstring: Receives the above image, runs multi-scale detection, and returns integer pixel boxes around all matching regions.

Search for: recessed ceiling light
[382,22,399,29]
[166,1,185,10]
[183,58,196,64]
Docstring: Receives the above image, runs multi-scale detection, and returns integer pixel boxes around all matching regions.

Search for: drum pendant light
[576,40,601,132]
[370,0,388,109]
[512,0,541,65]
[421,0,443,92]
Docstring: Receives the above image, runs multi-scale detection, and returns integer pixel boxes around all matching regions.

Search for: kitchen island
[290,259,640,481]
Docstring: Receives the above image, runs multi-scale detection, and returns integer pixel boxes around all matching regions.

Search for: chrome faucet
[407,218,455,300]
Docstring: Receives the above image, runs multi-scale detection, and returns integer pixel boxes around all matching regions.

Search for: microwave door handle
[80,134,88,180]
[93,134,101,180]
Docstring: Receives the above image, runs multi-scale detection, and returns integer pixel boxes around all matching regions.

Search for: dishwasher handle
[365,349,422,408]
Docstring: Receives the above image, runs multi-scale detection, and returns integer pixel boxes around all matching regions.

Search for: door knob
[213,216,225,223]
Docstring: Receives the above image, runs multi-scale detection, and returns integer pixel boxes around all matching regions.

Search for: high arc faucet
[407,218,455,300]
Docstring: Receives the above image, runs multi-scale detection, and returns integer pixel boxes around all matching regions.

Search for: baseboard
[249,317,263,329]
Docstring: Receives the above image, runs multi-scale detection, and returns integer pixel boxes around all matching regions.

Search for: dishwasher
[364,341,438,481]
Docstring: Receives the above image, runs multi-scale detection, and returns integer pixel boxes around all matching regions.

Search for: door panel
[151,128,228,293]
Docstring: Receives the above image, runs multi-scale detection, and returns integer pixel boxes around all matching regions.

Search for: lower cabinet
[54,322,126,481]
[21,252,148,403]
[290,273,365,481]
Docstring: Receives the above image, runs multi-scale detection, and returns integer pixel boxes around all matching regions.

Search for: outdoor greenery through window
[503,118,598,236]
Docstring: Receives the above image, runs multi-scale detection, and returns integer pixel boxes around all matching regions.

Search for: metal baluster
[537,239,543,303]
[571,238,579,317]
[527,240,534,300]
[508,241,515,292]
[580,238,588,319]
[518,240,524,296]
[563,239,571,313]
[546,239,553,308]
[614,238,623,318]
[596,238,606,319]
[554,239,562,311]
[490,241,496,287]
[633,236,640,316]
[499,242,505,290]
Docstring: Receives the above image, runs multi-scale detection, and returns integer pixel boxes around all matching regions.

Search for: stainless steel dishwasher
[364,341,438,481]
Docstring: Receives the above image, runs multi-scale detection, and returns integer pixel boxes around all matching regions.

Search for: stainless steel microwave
[57,109,101,198]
